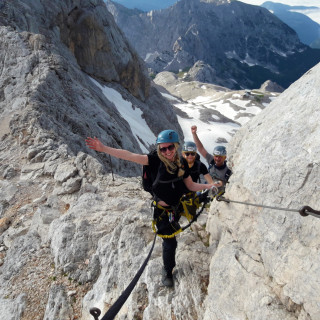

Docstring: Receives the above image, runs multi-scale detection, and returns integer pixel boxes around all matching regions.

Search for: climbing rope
[216,195,320,219]
[89,233,157,320]
[89,188,219,319]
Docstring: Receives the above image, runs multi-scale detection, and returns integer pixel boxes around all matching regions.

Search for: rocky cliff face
[1,0,320,320]
[108,0,178,11]
[0,1,185,318]
[204,62,320,319]
[1,0,150,100]
[107,0,320,90]
[0,0,183,173]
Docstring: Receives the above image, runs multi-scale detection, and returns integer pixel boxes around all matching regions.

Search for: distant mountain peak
[108,0,320,90]
[262,1,320,47]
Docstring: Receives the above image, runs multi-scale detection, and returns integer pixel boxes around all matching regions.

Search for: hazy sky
[239,0,320,24]
[239,0,319,6]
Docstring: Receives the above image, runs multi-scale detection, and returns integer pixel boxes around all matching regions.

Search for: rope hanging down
[216,195,320,219]
[89,191,215,320]
[89,233,157,320]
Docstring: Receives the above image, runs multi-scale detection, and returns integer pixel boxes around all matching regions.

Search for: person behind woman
[182,141,213,184]
[191,125,232,190]
[85,130,218,287]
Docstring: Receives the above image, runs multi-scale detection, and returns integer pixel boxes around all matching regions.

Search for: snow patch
[90,78,156,153]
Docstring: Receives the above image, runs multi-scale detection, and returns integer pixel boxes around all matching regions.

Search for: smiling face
[182,151,196,166]
[159,143,176,161]
[213,155,226,167]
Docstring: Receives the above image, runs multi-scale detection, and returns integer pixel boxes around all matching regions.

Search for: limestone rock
[260,80,284,93]
[204,62,320,319]
[0,1,185,318]
[43,285,73,320]
[0,0,319,319]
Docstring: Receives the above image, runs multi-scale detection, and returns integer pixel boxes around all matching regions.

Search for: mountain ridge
[107,0,320,89]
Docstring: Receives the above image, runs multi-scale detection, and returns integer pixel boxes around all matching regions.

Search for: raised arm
[191,125,208,159]
[85,137,148,165]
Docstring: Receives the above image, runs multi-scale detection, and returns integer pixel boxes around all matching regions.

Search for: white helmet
[213,145,226,156]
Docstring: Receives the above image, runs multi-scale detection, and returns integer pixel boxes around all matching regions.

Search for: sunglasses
[184,152,196,157]
[159,144,175,153]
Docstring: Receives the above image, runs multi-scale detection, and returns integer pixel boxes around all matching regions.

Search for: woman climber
[85,129,219,287]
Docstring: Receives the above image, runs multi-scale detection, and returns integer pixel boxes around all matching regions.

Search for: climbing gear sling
[151,201,183,238]
[89,233,157,320]
[216,195,320,218]
[152,187,220,238]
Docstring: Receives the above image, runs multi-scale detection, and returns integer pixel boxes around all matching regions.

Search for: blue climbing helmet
[213,145,227,156]
[183,141,197,152]
[156,130,179,144]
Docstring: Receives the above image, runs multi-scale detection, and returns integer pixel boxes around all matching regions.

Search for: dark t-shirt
[147,153,190,206]
[189,160,209,182]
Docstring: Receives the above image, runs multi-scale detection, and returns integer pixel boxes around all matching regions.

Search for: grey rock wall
[1,0,149,100]
[1,0,319,319]
[0,0,194,319]
[0,0,182,176]
[204,62,320,319]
